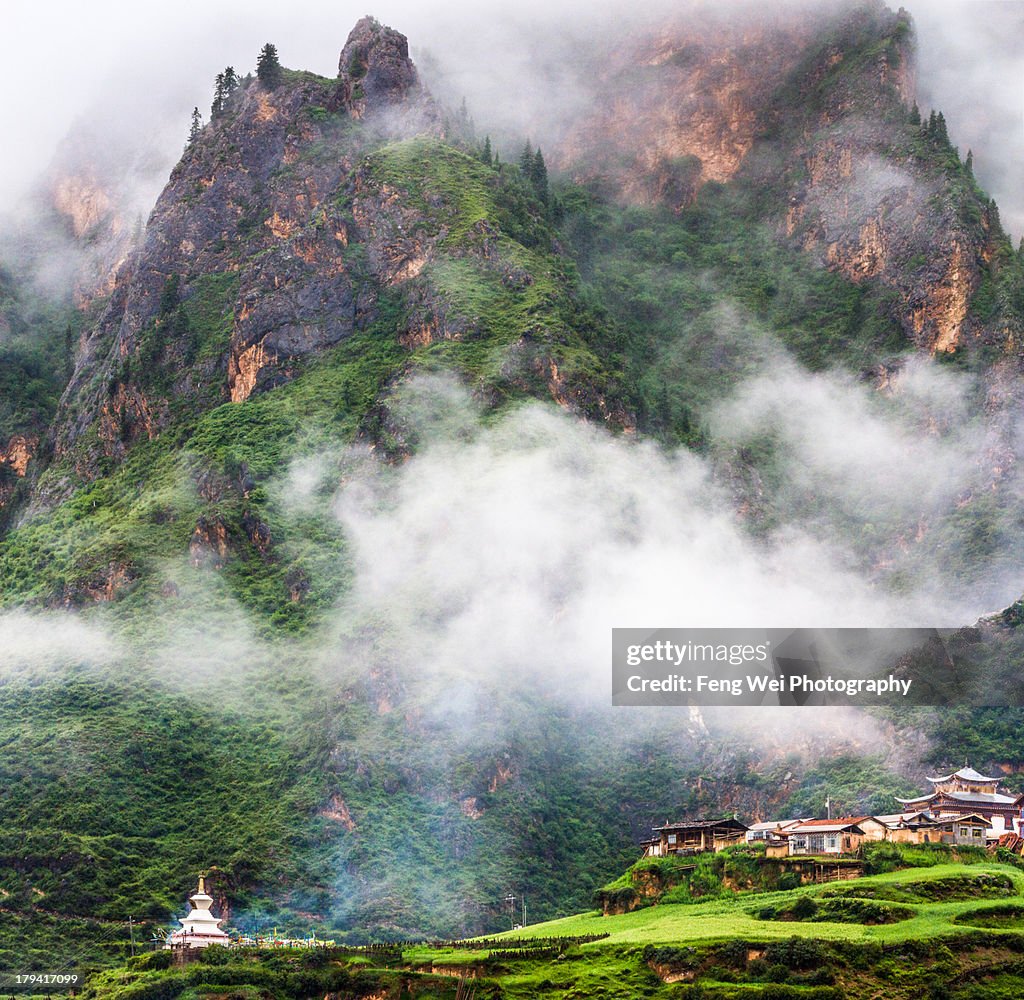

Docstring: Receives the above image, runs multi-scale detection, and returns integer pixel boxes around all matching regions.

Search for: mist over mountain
[2,0,1024,964]
[3,1,1023,225]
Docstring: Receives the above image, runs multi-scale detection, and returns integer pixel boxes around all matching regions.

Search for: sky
[2,0,1022,234]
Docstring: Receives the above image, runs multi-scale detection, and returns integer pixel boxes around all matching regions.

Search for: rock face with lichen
[338,15,430,118]
[548,1,1024,586]
[51,32,409,480]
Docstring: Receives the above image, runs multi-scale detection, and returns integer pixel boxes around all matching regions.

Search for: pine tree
[935,111,948,145]
[211,72,226,119]
[481,136,492,166]
[519,140,534,177]
[965,149,974,177]
[212,67,240,120]
[187,107,202,147]
[989,199,1003,237]
[257,43,282,90]
[909,102,921,126]
[532,148,549,205]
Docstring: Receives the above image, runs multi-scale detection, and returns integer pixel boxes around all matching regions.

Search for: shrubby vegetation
[2,3,1024,978]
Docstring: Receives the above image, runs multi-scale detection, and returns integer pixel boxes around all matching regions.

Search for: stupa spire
[164,874,231,950]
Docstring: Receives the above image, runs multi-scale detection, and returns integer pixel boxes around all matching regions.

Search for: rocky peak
[338,16,427,116]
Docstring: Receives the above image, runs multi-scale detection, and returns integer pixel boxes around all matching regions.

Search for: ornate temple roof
[896,790,1020,806]
[926,766,1001,784]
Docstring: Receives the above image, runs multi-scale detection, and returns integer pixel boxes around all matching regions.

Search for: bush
[764,937,825,970]
[862,841,906,874]
[790,895,818,919]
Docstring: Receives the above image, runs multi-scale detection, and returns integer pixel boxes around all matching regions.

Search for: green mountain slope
[2,2,1024,972]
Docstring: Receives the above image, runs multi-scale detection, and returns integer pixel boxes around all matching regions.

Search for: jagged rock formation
[556,2,1016,360]
[555,10,816,203]
[338,15,434,121]
[36,116,172,307]
[42,17,615,501]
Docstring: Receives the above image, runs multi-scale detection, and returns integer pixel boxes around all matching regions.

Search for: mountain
[2,2,1024,967]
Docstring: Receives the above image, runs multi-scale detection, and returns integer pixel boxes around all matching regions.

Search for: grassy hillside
[3,4,1024,976]
[72,857,1024,999]
[491,859,1024,947]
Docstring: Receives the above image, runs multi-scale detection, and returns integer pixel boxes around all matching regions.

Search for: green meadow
[78,858,1024,999]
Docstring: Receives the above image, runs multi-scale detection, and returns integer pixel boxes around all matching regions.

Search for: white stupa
[165,877,231,949]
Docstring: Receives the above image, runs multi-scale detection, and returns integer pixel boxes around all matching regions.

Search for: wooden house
[876,811,937,844]
[650,818,749,855]
[930,813,989,846]
[641,837,662,857]
[841,816,889,841]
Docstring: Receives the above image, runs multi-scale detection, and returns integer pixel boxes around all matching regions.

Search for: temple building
[165,877,231,949]
[895,766,1023,836]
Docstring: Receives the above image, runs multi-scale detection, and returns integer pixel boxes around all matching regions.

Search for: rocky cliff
[557,2,1020,362]
[37,17,622,510]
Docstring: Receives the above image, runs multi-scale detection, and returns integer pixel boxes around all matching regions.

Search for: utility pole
[504,893,517,930]
[522,895,526,928]
[129,916,136,957]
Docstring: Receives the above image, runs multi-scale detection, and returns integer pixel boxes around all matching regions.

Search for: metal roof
[875,812,932,826]
[788,822,865,834]
[791,816,877,827]
[652,817,749,832]
[929,812,990,824]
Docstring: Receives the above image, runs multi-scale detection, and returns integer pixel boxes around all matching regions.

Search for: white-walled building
[166,877,231,949]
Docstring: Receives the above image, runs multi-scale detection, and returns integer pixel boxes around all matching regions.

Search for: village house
[844,816,889,841]
[934,813,990,845]
[639,765,1009,860]
[895,766,1023,836]
[786,819,868,856]
[879,810,989,845]
[876,811,936,844]
[645,818,749,856]
[745,819,806,843]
